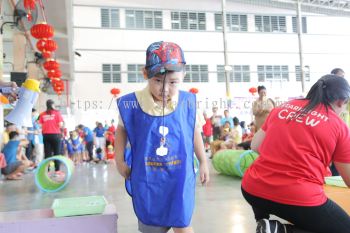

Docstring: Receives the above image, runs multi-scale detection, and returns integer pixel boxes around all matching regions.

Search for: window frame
[102,64,121,83]
[101,8,120,28]
[127,64,145,83]
[257,65,289,82]
[171,11,206,31]
[217,65,250,82]
[255,15,286,33]
[215,13,248,32]
[184,65,209,83]
[125,9,163,29]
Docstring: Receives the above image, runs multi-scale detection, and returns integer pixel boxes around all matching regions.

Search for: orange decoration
[189,88,198,94]
[48,69,62,79]
[36,39,57,53]
[110,88,121,97]
[249,87,257,96]
[24,0,36,10]
[42,51,51,59]
[43,60,59,71]
[31,23,54,39]
[0,94,9,104]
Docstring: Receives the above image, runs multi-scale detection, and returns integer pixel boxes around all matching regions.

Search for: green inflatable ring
[212,150,258,178]
[35,156,74,192]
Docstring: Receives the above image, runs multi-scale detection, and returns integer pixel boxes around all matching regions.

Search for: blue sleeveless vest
[118,91,196,227]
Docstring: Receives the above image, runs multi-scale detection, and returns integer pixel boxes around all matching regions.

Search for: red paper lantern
[249,87,257,96]
[24,0,36,10]
[42,51,51,59]
[31,23,54,39]
[189,88,198,94]
[43,60,59,71]
[36,39,57,53]
[48,69,62,79]
[110,88,120,97]
[52,79,64,91]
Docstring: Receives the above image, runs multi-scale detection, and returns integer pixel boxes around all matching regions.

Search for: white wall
[71,1,350,125]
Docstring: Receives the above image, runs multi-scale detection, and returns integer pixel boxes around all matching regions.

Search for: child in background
[67,131,83,164]
[1,131,33,180]
[106,145,115,164]
[202,111,213,152]
[95,147,103,163]
[115,41,209,233]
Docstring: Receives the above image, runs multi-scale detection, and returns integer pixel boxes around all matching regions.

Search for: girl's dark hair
[257,85,266,93]
[331,68,344,76]
[233,117,240,125]
[96,148,102,153]
[9,131,19,140]
[46,99,55,114]
[299,74,350,116]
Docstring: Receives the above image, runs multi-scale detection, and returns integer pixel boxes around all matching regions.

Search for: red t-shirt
[202,118,213,137]
[108,125,116,134]
[242,99,350,206]
[39,110,63,134]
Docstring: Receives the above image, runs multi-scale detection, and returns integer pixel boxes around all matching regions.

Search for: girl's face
[148,71,184,102]
[259,89,267,98]
[224,122,230,128]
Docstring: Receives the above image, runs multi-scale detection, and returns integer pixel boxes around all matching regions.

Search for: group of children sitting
[201,108,256,158]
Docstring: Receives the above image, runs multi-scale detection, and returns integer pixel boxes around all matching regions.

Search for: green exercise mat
[212,150,258,178]
[35,155,74,192]
[52,196,107,217]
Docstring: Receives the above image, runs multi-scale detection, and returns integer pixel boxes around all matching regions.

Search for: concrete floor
[0,160,256,233]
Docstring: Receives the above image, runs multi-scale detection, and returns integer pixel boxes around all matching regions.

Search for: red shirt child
[202,117,213,137]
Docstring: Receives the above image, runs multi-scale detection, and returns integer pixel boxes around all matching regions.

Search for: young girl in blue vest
[115,41,209,233]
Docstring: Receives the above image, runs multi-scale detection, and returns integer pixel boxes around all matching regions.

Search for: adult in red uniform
[242,75,350,233]
[39,99,63,171]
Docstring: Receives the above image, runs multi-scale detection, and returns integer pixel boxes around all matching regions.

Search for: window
[184,65,208,82]
[171,12,206,30]
[102,64,121,83]
[217,65,250,82]
[292,17,307,33]
[295,65,310,81]
[125,10,162,29]
[255,15,286,32]
[215,13,247,31]
[127,64,144,83]
[257,65,289,82]
[101,8,120,28]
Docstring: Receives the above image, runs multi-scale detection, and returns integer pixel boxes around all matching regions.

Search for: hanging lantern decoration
[24,0,36,10]
[42,51,52,59]
[189,88,198,94]
[36,39,58,53]
[50,77,61,82]
[43,59,59,71]
[52,80,64,94]
[47,69,62,79]
[110,88,121,97]
[249,87,257,96]
[24,0,36,22]
[31,23,54,39]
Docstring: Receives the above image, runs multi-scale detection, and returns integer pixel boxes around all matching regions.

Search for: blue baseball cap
[145,41,186,79]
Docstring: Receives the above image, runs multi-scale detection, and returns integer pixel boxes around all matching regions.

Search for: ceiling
[1,0,74,84]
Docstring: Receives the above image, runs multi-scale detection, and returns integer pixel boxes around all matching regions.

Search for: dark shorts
[1,161,23,175]
[138,221,170,233]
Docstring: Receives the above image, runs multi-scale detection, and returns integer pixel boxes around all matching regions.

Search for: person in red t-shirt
[242,75,350,233]
[39,99,64,171]
[202,112,213,152]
